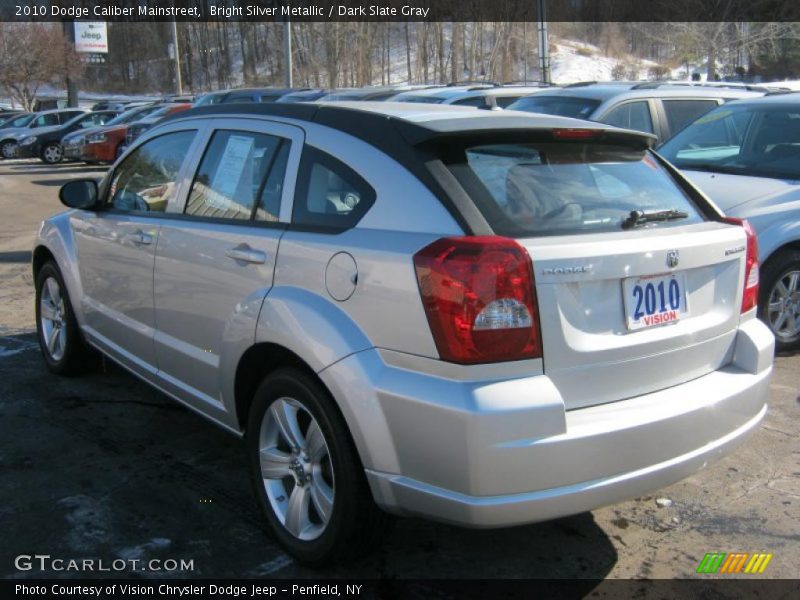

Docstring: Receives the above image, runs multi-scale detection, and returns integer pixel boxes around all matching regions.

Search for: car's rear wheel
[759,249,800,351]
[1,140,16,159]
[35,261,95,375]
[246,368,387,565]
[41,143,63,164]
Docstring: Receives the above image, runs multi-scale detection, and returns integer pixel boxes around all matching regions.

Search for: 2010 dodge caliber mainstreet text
[32,103,774,564]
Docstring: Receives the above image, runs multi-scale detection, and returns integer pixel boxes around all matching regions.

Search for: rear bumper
[320,317,773,527]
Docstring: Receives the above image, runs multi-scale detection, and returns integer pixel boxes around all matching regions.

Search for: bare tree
[0,23,83,110]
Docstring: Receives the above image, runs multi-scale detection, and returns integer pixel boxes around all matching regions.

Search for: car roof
[392,85,493,101]
[35,108,89,115]
[527,84,762,103]
[720,91,800,107]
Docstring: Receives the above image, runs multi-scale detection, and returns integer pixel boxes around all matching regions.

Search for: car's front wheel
[759,249,800,351]
[41,142,63,164]
[35,261,95,375]
[246,368,386,565]
[1,140,16,159]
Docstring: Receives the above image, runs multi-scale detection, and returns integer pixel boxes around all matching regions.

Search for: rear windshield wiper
[622,209,689,230]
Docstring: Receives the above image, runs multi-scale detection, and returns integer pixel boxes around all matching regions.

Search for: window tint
[225,94,255,103]
[453,96,486,107]
[32,114,59,127]
[659,106,800,179]
[185,130,284,221]
[496,96,523,108]
[662,99,719,134]
[506,95,601,119]
[108,130,196,213]
[293,148,375,229]
[602,101,654,133]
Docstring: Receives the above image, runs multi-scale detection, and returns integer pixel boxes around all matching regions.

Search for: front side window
[32,114,59,128]
[185,130,287,222]
[659,105,800,180]
[449,142,703,237]
[292,148,375,229]
[108,131,196,213]
[601,101,654,134]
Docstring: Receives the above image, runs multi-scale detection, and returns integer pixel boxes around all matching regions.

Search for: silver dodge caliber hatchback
[34,102,774,564]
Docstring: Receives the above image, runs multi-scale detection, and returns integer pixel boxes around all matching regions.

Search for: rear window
[506,95,601,119]
[449,143,704,237]
[393,94,446,104]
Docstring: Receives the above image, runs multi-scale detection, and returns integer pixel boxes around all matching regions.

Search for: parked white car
[659,94,800,350]
[34,102,773,564]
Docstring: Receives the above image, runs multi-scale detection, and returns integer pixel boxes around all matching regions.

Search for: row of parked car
[0,80,776,165]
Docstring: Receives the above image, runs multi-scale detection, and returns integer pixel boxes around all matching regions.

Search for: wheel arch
[233,342,315,432]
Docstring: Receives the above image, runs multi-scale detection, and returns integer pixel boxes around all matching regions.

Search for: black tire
[1,140,15,159]
[41,142,63,164]
[758,249,800,352]
[35,261,96,375]
[246,367,388,565]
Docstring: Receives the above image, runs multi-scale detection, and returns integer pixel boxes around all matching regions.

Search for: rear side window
[496,96,523,108]
[185,130,286,222]
[449,142,703,237]
[602,101,654,134]
[292,147,375,230]
[662,99,719,134]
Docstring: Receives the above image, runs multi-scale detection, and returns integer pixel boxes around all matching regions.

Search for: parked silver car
[659,94,800,350]
[34,103,773,564]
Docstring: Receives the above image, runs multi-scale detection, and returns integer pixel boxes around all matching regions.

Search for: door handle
[226,246,267,264]
[123,230,154,246]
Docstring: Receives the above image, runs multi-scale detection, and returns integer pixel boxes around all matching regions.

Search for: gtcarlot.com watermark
[14,554,195,573]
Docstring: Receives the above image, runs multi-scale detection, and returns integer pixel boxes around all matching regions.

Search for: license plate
[623,273,688,330]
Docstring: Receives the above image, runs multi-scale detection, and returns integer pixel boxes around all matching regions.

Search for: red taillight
[552,128,600,140]
[413,236,542,364]
[724,218,759,313]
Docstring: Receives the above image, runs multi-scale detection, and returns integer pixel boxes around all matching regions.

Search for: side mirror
[59,179,98,210]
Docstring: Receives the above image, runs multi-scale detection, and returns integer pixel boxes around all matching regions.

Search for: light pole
[171,20,183,95]
[537,0,550,84]
[283,18,293,87]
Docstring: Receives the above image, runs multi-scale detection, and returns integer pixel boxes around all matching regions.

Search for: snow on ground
[550,40,657,84]
[763,80,800,90]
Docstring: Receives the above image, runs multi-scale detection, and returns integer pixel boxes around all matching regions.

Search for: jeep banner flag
[73,21,108,53]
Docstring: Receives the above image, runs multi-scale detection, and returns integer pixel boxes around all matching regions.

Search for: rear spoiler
[396,122,657,151]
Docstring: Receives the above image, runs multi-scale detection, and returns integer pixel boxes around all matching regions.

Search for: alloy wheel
[39,276,67,361]
[1,141,16,158]
[766,269,800,342]
[258,397,335,541]
[43,144,63,164]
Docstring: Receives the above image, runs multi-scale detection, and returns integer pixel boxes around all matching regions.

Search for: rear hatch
[524,224,744,409]
[446,130,747,409]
